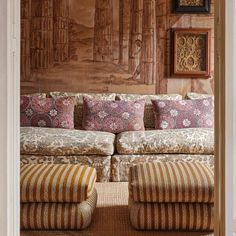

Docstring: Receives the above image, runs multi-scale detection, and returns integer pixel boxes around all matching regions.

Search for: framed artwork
[173,0,211,13]
[171,28,211,78]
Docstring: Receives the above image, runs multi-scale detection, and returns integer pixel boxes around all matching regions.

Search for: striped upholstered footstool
[20,164,97,230]
[128,162,214,231]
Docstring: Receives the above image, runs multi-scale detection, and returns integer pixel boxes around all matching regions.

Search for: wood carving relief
[179,0,204,6]
[176,34,206,71]
[172,29,211,78]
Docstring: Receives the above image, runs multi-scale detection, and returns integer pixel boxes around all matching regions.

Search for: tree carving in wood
[129,0,143,80]
[119,0,130,70]
[21,0,31,81]
[140,0,157,85]
[53,0,69,62]
[93,0,113,62]
[30,0,54,69]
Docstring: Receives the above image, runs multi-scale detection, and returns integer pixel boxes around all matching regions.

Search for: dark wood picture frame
[173,0,211,13]
[171,28,211,78]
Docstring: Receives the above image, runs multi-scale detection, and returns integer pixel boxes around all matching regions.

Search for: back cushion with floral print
[151,98,214,130]
[82,97,145,134]
[20,96,75,129]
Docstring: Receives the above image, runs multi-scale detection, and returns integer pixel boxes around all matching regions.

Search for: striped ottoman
[20,164,97,230]
[128,162,214,231]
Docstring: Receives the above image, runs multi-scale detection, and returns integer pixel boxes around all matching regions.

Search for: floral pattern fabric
[21,155,111,182]
[152,98,214,130]
[50,92,116,129]
[82,97,145,134]
[21,96,76,129]
[116,128,214,155]
[23,93,47,98]
[111,154,214,182]
[20,127,115,156]
[116,93,183,102]
[186,92,214,100]
[116,93,182,129]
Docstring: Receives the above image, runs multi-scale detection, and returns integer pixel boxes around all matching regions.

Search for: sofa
[20,92,214,182]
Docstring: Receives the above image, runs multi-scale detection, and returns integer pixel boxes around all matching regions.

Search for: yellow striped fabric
[21,164,97,203]
[21,189,97,230]
[129,162,214,203]
[129,199,214,231]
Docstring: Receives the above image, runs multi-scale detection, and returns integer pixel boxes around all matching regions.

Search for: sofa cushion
[116,93,182,129]
[50,92,116,129]
[20,96,76,129]
[23,93,47,98]
[21,164,97,203]
[152,98,214,130]
[186,92,214,100]
[129,162,214,203]
[82,97,145,133]
[116,128,214,155]
[20,127,115,156]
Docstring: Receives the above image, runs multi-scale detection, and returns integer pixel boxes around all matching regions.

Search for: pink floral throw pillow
[20,96,75,129]
[82,97,145,134]
[151,98,214,130]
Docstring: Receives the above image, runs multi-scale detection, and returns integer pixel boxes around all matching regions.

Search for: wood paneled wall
[20,0,214,96]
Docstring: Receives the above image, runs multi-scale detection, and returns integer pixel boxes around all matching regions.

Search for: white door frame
[0,0,235,236]
[0,0,20,235]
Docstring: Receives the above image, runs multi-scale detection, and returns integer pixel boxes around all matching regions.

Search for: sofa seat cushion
[21,127,115,156]
[21,189,97,230]
[116,128,214,155]
[129,162,214,203]
[21,164,96,203]
[129,200,214,231]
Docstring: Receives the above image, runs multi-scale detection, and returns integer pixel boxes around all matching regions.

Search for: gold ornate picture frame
[171,28,211,78]
[173,0,211,13]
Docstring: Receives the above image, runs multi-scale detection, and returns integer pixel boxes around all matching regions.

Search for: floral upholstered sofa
[20,92,214,182]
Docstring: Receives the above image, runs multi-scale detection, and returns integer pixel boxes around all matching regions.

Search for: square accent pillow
[152,98,214,130]
[50,92,116,129]
[20,96,76,129]
[82,97,145,134]
[116,93,183,129]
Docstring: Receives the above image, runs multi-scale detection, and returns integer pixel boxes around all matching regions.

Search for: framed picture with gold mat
[171,28,211,78]
[173,0,211,13]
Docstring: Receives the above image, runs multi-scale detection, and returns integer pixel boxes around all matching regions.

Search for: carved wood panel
[172,28,211,78]
[179,0,204,7]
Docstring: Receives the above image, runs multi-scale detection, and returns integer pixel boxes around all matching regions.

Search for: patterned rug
[21,182,213,236]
